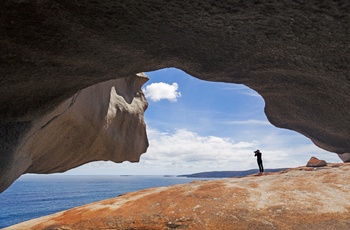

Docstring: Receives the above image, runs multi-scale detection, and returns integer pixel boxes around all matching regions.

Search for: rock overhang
[0,74,149,192]
[0,1,349,191]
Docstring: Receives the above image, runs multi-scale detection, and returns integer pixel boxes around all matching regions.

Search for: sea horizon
[0,174,214,228]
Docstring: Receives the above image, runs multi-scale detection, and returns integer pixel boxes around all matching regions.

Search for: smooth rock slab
[5,164,350,230]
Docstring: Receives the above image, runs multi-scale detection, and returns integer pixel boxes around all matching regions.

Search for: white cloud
[64,128,341,176]
[143,128,342,173]
[143,128,260,172]
[143,82,181,102]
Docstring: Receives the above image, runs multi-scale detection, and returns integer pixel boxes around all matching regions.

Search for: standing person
[254,150,264,173]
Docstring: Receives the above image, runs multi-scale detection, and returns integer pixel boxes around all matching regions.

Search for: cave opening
[65,68,340,176]
[0,68,343,228]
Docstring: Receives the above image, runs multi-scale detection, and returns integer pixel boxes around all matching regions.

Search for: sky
[64,68,341,175]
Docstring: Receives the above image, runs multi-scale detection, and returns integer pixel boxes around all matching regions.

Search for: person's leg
[257,161,262,172]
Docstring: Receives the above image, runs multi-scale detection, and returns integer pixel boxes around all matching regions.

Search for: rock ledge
[6,163,350,230]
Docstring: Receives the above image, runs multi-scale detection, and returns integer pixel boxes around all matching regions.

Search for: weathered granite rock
[1,1,350,189]
[306,156,327,167]
[0,74,149,193]
[337,153,350,162]
[5,164,350,230]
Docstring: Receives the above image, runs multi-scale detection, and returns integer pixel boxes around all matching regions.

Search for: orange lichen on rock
[306,156,327,167]
[5,164,350,230]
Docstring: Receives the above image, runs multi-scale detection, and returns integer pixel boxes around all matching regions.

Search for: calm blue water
[0,175,208,228]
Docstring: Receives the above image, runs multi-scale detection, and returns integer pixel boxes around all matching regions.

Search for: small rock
[166,222,181,229]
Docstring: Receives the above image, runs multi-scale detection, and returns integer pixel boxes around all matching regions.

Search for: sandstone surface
[0,74,149,193]
[1,1,350,191]
[6,163,350,230]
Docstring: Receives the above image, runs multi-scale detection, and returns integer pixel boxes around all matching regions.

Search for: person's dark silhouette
[254,149,264,173]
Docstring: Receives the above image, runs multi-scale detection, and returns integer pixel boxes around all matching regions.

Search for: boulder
[0,74,149,193]
[306,156,327,167]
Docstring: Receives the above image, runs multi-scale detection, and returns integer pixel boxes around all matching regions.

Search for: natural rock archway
[1,1,349,191]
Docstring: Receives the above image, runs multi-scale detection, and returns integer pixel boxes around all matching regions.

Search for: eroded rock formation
[5,164,350,230]
[0,74,149,192]
[1,1,349,190]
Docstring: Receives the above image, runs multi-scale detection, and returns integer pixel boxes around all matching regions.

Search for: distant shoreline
[178,168,289,178]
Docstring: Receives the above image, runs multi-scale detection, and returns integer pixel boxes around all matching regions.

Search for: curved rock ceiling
[0,1,349,191]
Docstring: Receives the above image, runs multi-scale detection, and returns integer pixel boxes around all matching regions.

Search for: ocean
[0,174,209,228]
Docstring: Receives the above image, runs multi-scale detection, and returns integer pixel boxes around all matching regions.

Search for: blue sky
[65,68,341,175]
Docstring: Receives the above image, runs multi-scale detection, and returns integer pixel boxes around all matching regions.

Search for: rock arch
[0,1,349,191]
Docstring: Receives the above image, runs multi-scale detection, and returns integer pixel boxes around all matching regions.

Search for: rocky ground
[6,163,350,230]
